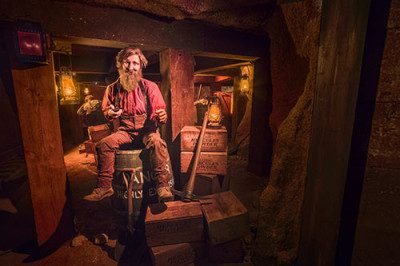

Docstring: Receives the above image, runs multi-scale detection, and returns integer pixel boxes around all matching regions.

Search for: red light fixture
[13,20,47,65]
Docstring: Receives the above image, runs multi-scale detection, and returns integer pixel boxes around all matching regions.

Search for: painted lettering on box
[189,137,220,148]
[198,160,220,171]
[149,219,198,234]
[166,250,195,265]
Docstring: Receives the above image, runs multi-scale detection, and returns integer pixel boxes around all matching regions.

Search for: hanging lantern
[208,96,222,127]
[240,73,250,93]
[59,73,79,105]
[83,87,90,95]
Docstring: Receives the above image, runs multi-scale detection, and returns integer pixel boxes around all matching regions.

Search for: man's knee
[144,133,165,149]
[96,135,118,152]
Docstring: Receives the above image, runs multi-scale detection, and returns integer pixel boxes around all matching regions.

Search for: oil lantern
[208,96,222,127]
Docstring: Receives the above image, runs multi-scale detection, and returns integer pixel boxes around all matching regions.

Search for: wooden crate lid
[200,191,248,222]
[145,201,203,223]
[181,125,227,133]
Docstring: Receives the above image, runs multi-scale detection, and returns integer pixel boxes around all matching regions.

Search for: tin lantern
[208,96,222,127]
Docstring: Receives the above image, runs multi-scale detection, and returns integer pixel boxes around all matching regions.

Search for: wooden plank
[200,191,249,245]
[194,51,259,61]
[150,241,206,266]
[11,59,73,249]
[298,0,372,265]
[337,1,393,265]
[160,48,195,187]
[160,49,195,142]
[180,151,227,175]
[248,55,273,176]
[180,126,227,152]
[194,62,252,75]
[145,201,204,247]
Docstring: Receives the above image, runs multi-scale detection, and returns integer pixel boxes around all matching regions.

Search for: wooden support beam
[194,62,252,75]
[248,55,273,176]
[11,59,74,253]
[235,65,254,146]
[160,49,195,187]
[160,48,195,142]
[194,51,259,61]
[298,0,372,264]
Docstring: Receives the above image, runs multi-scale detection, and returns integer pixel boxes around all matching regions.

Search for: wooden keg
[111,149,158,225]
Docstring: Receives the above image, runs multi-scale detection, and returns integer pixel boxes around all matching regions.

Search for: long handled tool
[171,112,210,201]
[114,168,136,261]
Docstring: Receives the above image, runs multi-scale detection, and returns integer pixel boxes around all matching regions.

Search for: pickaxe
[171,111,210,201]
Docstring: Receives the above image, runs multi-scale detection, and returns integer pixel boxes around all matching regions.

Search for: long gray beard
[119,69,142,92]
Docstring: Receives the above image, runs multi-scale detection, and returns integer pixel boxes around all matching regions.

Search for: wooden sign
[145,201,204,247]
[180,151,227,175]
[180,126,227,152]
[200,191,249,245]
[150,241,206,266]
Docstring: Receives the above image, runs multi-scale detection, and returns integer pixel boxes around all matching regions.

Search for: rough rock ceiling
[66,0,277,34]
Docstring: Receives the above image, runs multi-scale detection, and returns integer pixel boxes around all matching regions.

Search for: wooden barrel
[111,149,158,226]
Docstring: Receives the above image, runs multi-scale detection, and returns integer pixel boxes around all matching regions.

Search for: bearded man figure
[83,46,173,202]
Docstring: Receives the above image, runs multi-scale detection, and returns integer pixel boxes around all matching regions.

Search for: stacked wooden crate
[79,124,111,154]
[145,201,207,265]
[200,190,249,263]
[144,126,249,265]
[180,126,229,195]
[145,191,249,265]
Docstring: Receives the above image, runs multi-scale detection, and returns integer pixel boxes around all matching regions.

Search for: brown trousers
[95,117,171,188]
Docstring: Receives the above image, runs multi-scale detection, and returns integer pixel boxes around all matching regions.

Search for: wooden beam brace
[11,58,73,252]
[194,62,252,75]
[298,0,372,264]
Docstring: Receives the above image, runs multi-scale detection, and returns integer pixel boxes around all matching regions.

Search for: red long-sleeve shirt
[102,78,166,130]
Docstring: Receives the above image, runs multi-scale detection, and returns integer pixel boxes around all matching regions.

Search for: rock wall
[254,1,321,265]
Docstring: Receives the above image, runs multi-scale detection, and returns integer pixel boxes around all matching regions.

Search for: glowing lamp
[208,96,222,127]
[241,74,250,93]
[60,74,79,105]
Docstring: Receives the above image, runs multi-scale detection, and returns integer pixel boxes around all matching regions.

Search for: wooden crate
[180,174,224,196]
[83,140,96,154]
[208,238,244,263]
[145,201,204,247]
[88,124,111,142]
[180,151,227,175]
[200,191,249,245]
[150,241,206,266]
[180,126,227,152]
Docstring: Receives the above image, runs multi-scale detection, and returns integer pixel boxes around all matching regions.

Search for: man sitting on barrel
[84,46,173,202]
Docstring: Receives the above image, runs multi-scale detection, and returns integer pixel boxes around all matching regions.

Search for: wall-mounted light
[59,73,79,105]
[83,87,90,95]
[12,20,48,66]
[241,73,250,93]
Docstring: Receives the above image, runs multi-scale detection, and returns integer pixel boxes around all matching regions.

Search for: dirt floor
[0,144,267,265]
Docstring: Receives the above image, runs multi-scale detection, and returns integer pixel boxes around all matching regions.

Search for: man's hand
[107,104,123,119]
[155,109,167,123]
